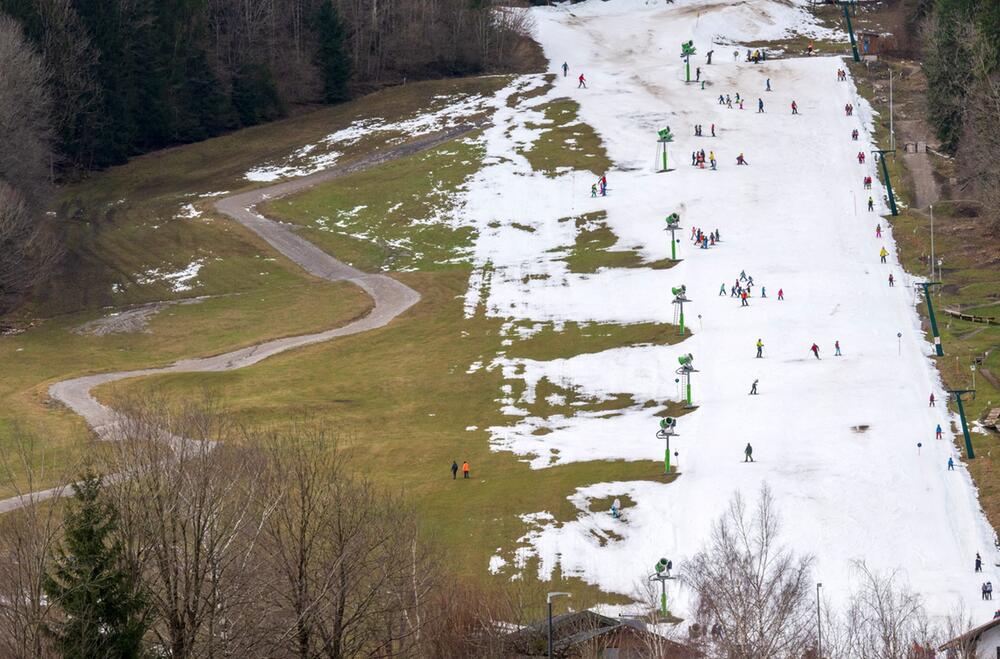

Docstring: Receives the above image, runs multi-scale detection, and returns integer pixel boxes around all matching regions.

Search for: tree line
[0,0,534,315]
[921,0,1000,231]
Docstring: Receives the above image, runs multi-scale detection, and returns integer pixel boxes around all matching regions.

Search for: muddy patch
[73,297,210,336]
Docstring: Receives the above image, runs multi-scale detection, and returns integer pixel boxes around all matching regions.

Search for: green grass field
[2,72,684,604]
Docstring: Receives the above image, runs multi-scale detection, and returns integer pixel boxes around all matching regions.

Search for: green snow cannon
[658,128,674,142]
[665,212,680,226]
[678,353,694,368]
[681,41,697,57]
[672,285,687,297]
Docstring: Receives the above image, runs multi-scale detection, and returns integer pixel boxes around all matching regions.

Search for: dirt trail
[0,126,477,514]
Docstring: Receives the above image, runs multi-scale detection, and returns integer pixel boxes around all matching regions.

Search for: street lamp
[816,583,823,658]
[547,591,571,659]
[650,558,674,618]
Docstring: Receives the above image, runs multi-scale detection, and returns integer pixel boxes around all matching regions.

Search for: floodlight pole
[917,281,943,355]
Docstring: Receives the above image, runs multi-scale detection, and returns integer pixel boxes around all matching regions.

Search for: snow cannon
[657,128,674,143]
[672,285,687,298]
[665,212,680,226]
[651,558,674,616]
[677,353,695,371]
[680,41,696,58]
[660,417,676,431]
[655,557,672,576]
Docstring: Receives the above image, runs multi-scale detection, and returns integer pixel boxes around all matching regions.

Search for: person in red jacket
[578,73,587,88]
[791,100,798,114]
[810,343,820,359]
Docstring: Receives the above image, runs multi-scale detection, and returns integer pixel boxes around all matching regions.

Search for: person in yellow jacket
[880,246,889,264]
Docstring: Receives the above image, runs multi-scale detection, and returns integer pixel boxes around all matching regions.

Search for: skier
[718,94,725,104]
[888,273,894,287]
[936,424,943,440]
[744,443,754,462]
[756,339,764,358]
[451,460,459,479]
[696,67,701,82]
[766,78,771,92]
[876,223,882,238]
[879,246,889,263]
[791,100,798,114]
[462,461,470,478]
[835,340,842,356]
[777,288,784,300]
[710,152,717,170]
[707,50,714,64]
[740,270,747,281]
[758,98,764,113]
[852,129,859,141]
[990,582,995,601]
[578,73,587,88]
[929,393,936,407]
[611,497,621,518]
[810,343,820,359]
[747,276,754,287]
[591,184,597,198]
[868,196,875,212]
[562,62,569,77]
[736,153,749,165]
[949,457,955,471]
[750,379,758,395]
[977,553,983,572]
[761,286,767,298]
[720,283,727,296]
[711,123,716,137]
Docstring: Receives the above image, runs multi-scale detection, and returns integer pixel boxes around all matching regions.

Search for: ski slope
[456,0,998,618]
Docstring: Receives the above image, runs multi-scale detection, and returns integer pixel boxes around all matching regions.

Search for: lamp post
[650,558,674,617]
[929,204,935,279]
[816,583,823,658]
[547,591,571,659]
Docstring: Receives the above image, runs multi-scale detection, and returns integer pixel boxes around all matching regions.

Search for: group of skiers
[845,102,856,116]
[691,149,717,170]
[718,92,746,110]
[837,68,849,82]
[863,175,873,189]
[692,227,720,249]
[693,123,715,137]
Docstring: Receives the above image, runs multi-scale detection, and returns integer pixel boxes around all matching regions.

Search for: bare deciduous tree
[843,560,936,659]
[681,484,816,659]
[0,16,59,314]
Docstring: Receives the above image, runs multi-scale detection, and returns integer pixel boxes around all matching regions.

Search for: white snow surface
[451,0,996,620]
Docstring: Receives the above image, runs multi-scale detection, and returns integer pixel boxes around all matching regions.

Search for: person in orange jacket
[462,461,470,478]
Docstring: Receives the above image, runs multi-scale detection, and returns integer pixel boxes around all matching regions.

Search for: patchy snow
[135,259,205,293]
[446,0,994,621]
[176,203,201,220]
[243,93,490,182]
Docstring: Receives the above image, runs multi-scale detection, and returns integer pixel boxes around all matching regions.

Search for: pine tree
[43,471,148,659]
[316,0,351,103]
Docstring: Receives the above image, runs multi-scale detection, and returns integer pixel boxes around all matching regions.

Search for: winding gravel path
[0,126,477,513]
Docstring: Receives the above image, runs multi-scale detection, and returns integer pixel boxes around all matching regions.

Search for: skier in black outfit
[744,443,754,462]
[451,461,459,479]
[750,379,758,395]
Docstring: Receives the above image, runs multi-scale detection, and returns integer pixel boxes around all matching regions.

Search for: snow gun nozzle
[678,354,694,367]
[665,212,680,226]
[658,128,674,142]
[672,285,686,297]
